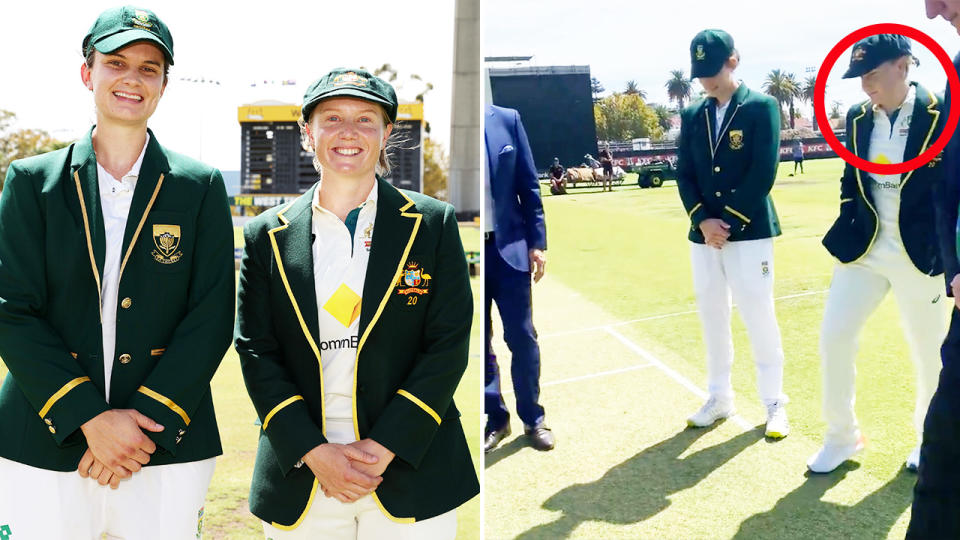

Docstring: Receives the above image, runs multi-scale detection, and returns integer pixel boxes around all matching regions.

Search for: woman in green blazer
[235,68,478,538]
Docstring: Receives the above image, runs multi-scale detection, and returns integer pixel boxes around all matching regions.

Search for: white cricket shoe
[687,397,735,428]
[905,445,921,472]
[765,401,789,439]
[807,434,866,473]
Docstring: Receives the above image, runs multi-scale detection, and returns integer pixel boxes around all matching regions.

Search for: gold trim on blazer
[38,376,91,418]
[74,172,103,323]
[119,174,165,281]
[851,101,880,264]
[262,395,304,430]
[396,389,441,425]
[137,385,190,425]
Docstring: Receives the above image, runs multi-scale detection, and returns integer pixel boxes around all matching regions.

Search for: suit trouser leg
[888,269,947,443]
[489,245,545,428]
[724,239,786,405]
[484,239,509,429]
[819,262,890,445]
[908,310,960,539]
[690,242,735,402]
[0,456,101,539]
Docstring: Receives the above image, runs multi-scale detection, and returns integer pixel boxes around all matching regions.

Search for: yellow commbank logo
[324,284,361,327]
[152,224,182,264]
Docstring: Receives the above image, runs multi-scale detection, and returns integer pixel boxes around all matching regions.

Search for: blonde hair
[298,105,396,177]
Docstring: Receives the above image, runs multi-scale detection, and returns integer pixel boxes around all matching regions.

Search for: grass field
[0,223,482,539]
[485,159,944,539]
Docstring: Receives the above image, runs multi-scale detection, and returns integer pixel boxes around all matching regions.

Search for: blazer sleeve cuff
[722,205,752,230]
[40,377,110,447]
[128,387,191,455]
[260,397,327,475]
[366,390,444,470]
[689,203,708,228]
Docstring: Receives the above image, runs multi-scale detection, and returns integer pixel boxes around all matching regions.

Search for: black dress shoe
[484,424,511,453]
[525,424,555,451]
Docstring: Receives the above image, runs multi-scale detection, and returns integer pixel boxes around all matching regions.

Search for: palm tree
[829,100,843,119]
[665,70,692,110]
[652,104,673,132]
[784,72,800,130]
[763,69,799,129]
[624,80,647,99]
[800,74,817,130]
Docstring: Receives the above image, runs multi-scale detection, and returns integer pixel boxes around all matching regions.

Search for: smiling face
[860,57,909,109]
[926,0,960,34]
[305,97,392,180]
[81,42,167,128]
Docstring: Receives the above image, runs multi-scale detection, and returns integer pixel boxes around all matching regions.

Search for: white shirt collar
[312,178,379,216]
[96,133,150,196]
[872,84,916,120]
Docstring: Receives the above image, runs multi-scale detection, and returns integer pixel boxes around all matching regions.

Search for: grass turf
[0,224,482,539]
[485,158,942,539]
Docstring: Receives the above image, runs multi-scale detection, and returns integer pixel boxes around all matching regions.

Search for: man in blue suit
[909,1,960,536]
[484,104,554,452]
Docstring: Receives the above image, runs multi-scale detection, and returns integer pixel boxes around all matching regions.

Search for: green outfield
[0,223,482,540]
[485,158,941,539]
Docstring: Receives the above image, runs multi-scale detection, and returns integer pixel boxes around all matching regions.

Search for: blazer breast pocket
[141,211,191,273]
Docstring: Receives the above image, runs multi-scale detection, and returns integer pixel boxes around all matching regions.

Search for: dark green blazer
[677,83,783,243]
[823,82,946,275]
[0,128,234,470]
[235,178,479,528]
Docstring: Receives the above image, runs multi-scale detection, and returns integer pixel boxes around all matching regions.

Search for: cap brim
[691,59,724,79]
[303,88,396,122]
[94,30,173,65]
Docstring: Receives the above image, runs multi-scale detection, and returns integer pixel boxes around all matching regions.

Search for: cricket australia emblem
[396,262,432,299]
[728,130,744,150]
[152,224,183,264]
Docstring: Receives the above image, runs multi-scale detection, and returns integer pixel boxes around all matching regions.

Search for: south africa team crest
[728,130,744,150]
[695,45,706,61]
[152,224,183,264]
[396,262,431,296]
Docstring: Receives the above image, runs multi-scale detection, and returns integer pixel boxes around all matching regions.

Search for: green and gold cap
[83,6,174,65]
[301,68,398,123]
[690,29,734,78]
[842,34,914,79]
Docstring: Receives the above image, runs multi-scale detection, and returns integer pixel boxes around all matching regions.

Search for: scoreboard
[237,102,424,198]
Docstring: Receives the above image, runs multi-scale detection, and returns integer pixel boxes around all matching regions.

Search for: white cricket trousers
[261,419,456,540]
[690,238,786,405]
[819,243,947,446]
[0,455,215,539]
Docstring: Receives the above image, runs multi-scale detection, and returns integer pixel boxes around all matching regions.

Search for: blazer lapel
[118,130,170,283]
[901,83,939,186]
[270,186,321,352]
[69,128,106,320]
[852,101,874,162]
[357,178,421,352]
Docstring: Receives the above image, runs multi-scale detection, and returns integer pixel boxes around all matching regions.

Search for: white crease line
[539,289,828,340]
[605,326,755,432]
[501,363,655,396]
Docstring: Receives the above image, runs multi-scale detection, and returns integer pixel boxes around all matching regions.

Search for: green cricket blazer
[235,178,479,528]
[0,127,234,470]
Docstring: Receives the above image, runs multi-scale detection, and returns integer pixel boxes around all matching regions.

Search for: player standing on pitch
[0,6,234,538]
[809,34,947,474]
[675,29,789,438]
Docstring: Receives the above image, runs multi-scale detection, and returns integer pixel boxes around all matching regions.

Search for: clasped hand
[303,439,395,503]
[77,409,165,489]
[700,218,731,249]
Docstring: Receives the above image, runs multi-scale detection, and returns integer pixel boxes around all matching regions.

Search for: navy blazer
[935,55,960,296]
[485,105,547,272]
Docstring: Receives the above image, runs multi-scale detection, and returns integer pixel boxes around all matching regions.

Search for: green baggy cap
[83,6,174,65]
[301,68,398,124]
[690,29,734,78]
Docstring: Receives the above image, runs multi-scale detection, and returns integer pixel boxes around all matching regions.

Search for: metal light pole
[448,0,481,219]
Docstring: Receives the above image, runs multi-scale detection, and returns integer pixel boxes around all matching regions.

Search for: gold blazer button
[48,425,56,434]
[121,297,132,309]
[714,166,721,173]
[119,354,132,364]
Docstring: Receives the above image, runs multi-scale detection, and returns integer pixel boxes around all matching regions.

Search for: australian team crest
[396,262,431,297]
[152,224,183,264]
[852,47,866,62]
[728,130,744,150]
[333,71,368,88]
[695,45,706,61]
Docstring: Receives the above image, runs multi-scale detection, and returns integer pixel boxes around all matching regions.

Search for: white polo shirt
[311,181,377,423]
[868,84,915,247]
[96,134,149,403]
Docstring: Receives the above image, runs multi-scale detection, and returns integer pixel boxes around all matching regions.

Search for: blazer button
[44,418,52,425]
[121,297,132,309]
[715,192,722,197]
[119,353,131,364]
[714,166,721,173]
[48,425,56,434]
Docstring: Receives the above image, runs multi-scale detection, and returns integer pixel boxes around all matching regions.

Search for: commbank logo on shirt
[324,284,361,327]
[319,335,359,351]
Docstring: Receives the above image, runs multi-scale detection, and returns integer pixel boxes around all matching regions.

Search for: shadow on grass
[515,423,763,539]
[732,464,914,540]
[484,434,531,468]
